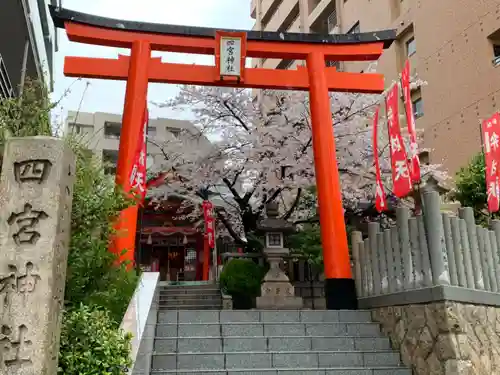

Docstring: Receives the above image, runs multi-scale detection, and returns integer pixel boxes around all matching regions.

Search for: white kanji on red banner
[129,107,148,201]
[482,112,500,213]
[202,200,216,248]
[386,84,412,198]
[372,106,387,212]
[401,60,421,183]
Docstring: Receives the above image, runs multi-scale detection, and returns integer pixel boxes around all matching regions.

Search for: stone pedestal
[0,137,76,374]
[256,247,303,309]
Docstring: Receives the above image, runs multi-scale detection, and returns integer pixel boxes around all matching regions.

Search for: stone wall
[371,302,500,375]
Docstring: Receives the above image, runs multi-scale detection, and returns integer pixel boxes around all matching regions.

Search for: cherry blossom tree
[147,72,445,247]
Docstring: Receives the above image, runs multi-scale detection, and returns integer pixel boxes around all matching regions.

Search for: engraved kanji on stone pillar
[0,137,75,375]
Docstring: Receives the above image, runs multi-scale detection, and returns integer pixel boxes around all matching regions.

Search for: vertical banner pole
[109,40,151,266]
[306,51,356,310]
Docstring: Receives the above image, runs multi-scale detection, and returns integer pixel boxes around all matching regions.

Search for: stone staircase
[158,283,223,310]
[150,309,412,375]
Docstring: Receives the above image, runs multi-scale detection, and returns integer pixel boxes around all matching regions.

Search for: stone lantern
[256,202,303,309]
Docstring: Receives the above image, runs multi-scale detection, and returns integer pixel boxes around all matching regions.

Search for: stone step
[159,305,222,310]
[154,336,392,353]
[151,350,403,371]
[159,291,221,298]
[157,310,373,324]
[150,369,411,375]
[155,322,383,338]
[159,297,222,305]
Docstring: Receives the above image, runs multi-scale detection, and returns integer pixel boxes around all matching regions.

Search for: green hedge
[58,304,132,375]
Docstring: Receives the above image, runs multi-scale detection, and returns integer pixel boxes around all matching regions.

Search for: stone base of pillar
[256,273,303,310]
[325,278,358,310]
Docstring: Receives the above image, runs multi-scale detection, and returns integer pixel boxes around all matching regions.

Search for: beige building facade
[65,111,203,174]
[251,0,500,173]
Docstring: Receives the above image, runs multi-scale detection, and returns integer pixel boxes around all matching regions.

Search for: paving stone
[268,337,312,351]
[338,311,372,322]
[300,311,340,322]
[264,323,306,336]
[178,324,220,337]
[261,311,300,322]
[318,352,364,367]
[221,310,261,323]
[224,337,267,351]
[272,352,319,368]
[177,353,225,370]
[177,337,222,353]
[178,311,219,323]
[222,323,264,336]
[225,352,272,369]
[311,337,355,351]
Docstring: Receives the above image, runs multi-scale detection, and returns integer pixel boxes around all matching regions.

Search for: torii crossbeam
[50,6,395,310]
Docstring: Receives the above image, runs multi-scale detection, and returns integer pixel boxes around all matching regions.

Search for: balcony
[0,54,14,99]
[0,0,56,93]
[309,0,336,31]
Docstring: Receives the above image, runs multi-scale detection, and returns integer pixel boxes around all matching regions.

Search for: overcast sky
[51,0,254,124]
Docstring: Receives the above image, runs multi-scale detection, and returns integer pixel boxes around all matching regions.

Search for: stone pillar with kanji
[0,137,75,374]
[256,202,303,309]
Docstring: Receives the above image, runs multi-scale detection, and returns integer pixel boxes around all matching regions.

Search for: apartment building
[65,111,209,175]
[0,0,58,98]
[251,0,500,173]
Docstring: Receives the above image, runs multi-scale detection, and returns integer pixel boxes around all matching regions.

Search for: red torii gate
[50,6,395,309]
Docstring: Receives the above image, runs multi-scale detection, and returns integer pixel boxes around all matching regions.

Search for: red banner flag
[386,84,412,198]
[373,106,387,212]
[482,113,500,213]
[401,60,421,183]
[202,200,215,248]
[129,107,148,202]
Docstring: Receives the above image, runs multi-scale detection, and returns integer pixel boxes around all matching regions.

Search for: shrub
[451,153,493,224]
[220,259,266,309]
[58,304,132,375]
[64,139,138,324]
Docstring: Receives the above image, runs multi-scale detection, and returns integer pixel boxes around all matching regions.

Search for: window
[412,97,424,119]
[104,121,121,139]
[347,21,360,35]
[493,44,500,66]
[406,37,416,57]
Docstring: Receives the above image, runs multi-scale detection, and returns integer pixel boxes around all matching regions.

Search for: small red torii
[50,6,395,310]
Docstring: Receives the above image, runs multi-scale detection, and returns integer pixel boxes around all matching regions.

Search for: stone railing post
[417,215,433,287]
[377,232,388,293]
[450,216,467,287]
[363,238,373,296]
[489,223,500,289]
[384,229,396,294]
[460,207,484,289]
[368,222,381,295]
[350,231,363,298]
[408,217,422,287]
[396,207,413,290]
[390,226,403,292]
[458,217,475,289]
[422,191,450,285]
[0,137,75,375]
[483,228,498,292]
[442,213,458,286]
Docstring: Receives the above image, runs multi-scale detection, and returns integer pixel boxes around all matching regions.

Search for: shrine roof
[49,6,396,49]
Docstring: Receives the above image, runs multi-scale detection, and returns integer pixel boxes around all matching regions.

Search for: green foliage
[0,78,52,139]
[451,153,493,223]
[58,304,132,375]
[220,259,266,298]
[289,224,323,269]
[65,138,138,324]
